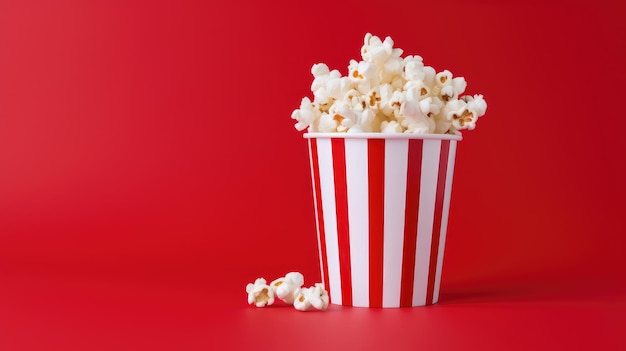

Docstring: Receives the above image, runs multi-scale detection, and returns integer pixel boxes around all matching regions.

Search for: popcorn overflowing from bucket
[291,33,487,134]
[246,272,329,312]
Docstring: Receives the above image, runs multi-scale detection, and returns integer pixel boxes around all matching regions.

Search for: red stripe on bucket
[331,138,353,306]
[309,139,330,301]
[426,140,450,305]
[367,139,385,308]
[400,139,423,307]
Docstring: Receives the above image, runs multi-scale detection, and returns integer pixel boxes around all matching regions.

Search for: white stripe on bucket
[412,139,441,306]
[344,139,370,307]
[382,139,409,308]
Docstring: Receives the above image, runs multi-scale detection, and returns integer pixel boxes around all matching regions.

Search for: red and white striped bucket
[305,133,461,307]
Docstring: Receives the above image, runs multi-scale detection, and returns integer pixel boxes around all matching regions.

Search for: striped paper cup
[305,132,461,307]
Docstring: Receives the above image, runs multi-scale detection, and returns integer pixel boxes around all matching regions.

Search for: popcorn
[404,79,431,101]
[435,70,467,102]
[328,100,358,133]
[433,111,453,134]
[270,272,304,305]
[291,33,488,134]
[291,97,320,132]
[378,84,395,116]
[439,96,487,131]
[246,273,328,312]
[359,108,382,132]
[294,283,329,312]
[465,94,488,117]
[403,55,425,81]
[348,59,378,95]
[318,112,338,133]
[293,290,312,311]
[246,278,275,307]
[361,33,404,84]
[311,64,344,105]
[381,120,403,133]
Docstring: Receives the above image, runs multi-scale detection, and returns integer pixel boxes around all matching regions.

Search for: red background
[1,0,625,349]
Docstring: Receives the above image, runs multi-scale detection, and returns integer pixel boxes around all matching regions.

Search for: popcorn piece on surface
[246,278,275,307]
[270,272,305,305]
[294,283,329,312]
[293,288,312,311]
[308,283,329,310]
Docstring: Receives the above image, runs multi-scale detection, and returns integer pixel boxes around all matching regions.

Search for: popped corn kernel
[452,77,467,97]
[452,109,477,130]
[403,55,426,81]
[348,60,378,94]
[317,112,338,132]
[291,97,320,132]
[464,94,488,117]
[405,115,436,134]
[404,80,431,100]
[436,70,453,86]
[309,283,329,310]
[311,66,342,105]
[293,283,329,311]
[270,272,305,305]
[381,120,403,133]
[358,108,382,132]
[329,100,358,129]
[311,63,330,77]
[291,33,487,134]
[246,278,275,307]
[433,109,453,134]
[378,83,395,117]
[293,288,312,311]
[361,33,388,65]
[444,99,478,131]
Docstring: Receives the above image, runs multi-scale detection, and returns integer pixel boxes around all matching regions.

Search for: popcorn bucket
[305,133,461,307]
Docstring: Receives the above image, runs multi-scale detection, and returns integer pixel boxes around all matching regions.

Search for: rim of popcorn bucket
[303,132,462,141]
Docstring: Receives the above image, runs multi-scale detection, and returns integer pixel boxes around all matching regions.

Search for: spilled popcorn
[246,273,328,312]
[291,33,487,134]
[294,283,329,312]
[270,272,304,305]
[246,278,275,307]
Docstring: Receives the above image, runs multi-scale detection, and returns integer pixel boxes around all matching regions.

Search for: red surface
[1,0,625,350]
